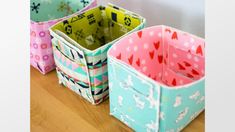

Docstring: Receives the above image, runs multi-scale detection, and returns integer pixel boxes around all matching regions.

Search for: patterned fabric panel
[56,68,94,104]
[108,58,161,132]
[30,0,97,74]
[30,0,94,22]
[30,21,57,74]
[52,34,110,104]
[108,25,204,87]
[49,4,146,104]
[56,67,109,105]
[159,80,205,132]
[108,55,205,132]
[53,46,89,82]
[50,4,145,51]
[53,36,108,69]
[108,25,205,131]
[52,40,109,88]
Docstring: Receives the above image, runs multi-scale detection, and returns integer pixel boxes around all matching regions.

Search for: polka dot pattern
[41,43,48,49]
[33,43,38,49]
[30,0,97,74]
[30,21,57,74]
[35,55,40,61]
[31,31,36,37]
[45,66,51,71]
[39,31,46,37]
[43,55,49,60]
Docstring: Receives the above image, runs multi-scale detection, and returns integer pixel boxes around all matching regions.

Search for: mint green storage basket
[49,4,146,105]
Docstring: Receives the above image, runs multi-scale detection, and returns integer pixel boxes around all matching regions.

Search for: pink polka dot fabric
[108,25,205,87]
[30,21,56,74]
[30,0,97,74]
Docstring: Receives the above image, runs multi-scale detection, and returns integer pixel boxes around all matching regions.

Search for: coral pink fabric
[108,25,205,87]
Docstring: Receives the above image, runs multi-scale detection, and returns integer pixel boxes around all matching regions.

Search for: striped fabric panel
[55,37,108,70]
[88,65,108,77]
[53,50,89,83]
[54,46,109,89]
[86,58,107,69]
[89,72,108,86]
[56,68,94,104]
[56,67,90,88]
[56,67,109,104]
[53,45,85,65]
[55,59,89,83]
[85,45,111,62]
[93,88,109,104]
[54,50,109,89]
[91,82,108,91]
[56,39,86,65]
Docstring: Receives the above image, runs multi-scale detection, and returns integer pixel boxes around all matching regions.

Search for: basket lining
[51,5,143,50]
[109,26,205,87]
[30,0,92,22]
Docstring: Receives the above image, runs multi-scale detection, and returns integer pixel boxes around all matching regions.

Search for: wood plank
[31,67,204,132]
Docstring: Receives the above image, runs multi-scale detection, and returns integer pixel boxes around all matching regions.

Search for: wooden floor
[31,67,205,132]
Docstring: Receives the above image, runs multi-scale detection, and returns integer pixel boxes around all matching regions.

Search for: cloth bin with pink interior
[30,0,97,74]
[107,25,205,132]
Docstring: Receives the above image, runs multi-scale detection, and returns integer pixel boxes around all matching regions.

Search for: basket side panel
[108,57,161,132]
[159,79,205,131]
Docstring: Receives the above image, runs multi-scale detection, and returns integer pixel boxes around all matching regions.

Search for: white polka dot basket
[107,25,205,132]
[30,0,97,74]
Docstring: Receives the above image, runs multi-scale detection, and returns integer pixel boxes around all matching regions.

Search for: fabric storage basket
[49,4,146,105]
[30,0,97,74]
[107,25,205,132]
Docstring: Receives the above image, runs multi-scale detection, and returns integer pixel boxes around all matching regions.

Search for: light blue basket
[107,25,205,131]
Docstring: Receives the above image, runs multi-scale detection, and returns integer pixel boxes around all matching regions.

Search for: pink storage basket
[30,0,97,74]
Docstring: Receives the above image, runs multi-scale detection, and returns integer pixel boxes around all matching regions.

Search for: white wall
[98,0,205,38]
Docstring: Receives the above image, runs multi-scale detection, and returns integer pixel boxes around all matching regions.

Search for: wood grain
[30,66,204,132]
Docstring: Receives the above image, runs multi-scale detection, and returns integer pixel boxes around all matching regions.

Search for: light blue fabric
[30,0,93,22]
[108,56,205,132]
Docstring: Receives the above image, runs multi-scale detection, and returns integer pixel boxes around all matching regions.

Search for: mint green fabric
[108,57,205,132]
[31,0,92,22]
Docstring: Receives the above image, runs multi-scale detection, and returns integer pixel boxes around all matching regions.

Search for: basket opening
[109,26,205,87]
[51,5,144,50]
[30,0,92,22]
